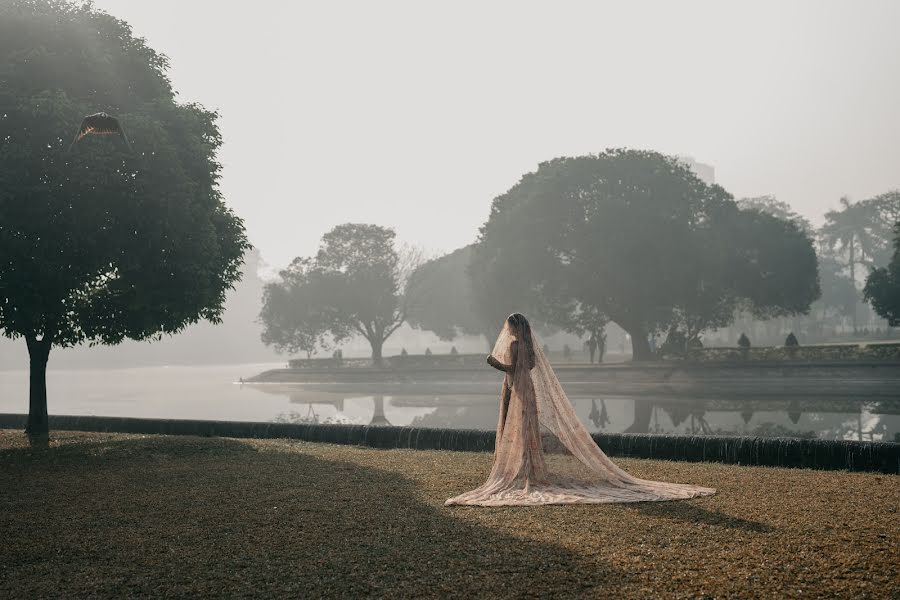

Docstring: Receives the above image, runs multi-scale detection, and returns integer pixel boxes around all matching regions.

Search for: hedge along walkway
[1,414,896,473]
[1,431,898,599]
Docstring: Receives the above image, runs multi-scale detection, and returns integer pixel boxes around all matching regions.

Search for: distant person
[445,313,715,506]
[586,334,598,364]
[596,331,606,363]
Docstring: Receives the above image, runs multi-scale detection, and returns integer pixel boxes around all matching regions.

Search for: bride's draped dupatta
[446,320,716,506]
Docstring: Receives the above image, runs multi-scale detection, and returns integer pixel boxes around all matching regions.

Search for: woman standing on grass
[445,313,715,506]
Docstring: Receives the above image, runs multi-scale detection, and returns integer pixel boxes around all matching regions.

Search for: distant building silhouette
[677,155,715,185]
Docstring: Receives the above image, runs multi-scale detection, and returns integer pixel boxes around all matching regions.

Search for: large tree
[864,222,900,326]
[315,224,420,365]
[405,245,489,345]
[472,149,819,360]
[737,195,813,235]
[820,197,877,331]
[266,224,418,365]
[259,259,341,358]
[862,191,900,267]
[819,192,900,330]
[0,1,250,434]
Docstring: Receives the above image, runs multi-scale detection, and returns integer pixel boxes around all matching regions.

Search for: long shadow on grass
[0,434,621,598]
[629,501,774,533]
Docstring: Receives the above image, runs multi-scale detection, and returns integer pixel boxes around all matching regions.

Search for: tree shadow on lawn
[629,500,774,534]
[0,435,623,598]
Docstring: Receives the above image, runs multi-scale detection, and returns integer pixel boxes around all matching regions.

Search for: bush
[737,333,751,348]
[450,346,458,355]
[425,348,432,356]
[785,332,799,347]
[684,342,900,362]
[660,330,688,357]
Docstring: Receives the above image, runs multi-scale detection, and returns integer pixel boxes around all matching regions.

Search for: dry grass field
[1,430,897,598]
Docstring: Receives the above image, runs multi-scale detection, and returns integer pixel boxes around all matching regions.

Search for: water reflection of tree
[270,390,896,441]
[369,396,392,427]
[750,422,817,439]
[409,402,499,431]
[275,403,322,425]
[787,400,802,425]
[625,399,653,433]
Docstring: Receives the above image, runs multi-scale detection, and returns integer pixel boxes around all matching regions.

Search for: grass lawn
[1,430,897,598]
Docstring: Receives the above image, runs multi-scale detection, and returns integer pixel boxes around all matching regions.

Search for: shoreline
[2,416,897,473]
[246,361,900,399]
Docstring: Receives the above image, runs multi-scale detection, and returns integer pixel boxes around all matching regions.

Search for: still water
[0,364,896,442]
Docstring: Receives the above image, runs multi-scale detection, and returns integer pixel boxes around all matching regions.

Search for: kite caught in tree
[68,112,131,151]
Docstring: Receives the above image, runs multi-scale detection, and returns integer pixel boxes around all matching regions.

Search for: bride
[446,313,716,506]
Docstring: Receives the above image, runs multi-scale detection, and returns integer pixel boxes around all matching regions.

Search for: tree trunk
[25,336,52,436]
[370,337,384,367]
[369,395,390,426]
[850,236,858,333]
[624,325,654,362]
[624,399,653,433]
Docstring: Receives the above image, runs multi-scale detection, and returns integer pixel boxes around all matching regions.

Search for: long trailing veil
[446,318,716,506]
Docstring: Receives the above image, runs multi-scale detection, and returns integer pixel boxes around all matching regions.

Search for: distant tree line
[720,191,900,345]
[263,150,900,363]
[260,178,898,363]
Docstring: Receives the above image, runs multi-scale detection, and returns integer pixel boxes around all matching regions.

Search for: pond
[0,364,896,441]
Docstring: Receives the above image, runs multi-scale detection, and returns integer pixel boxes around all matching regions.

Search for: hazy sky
[95,0,900,270]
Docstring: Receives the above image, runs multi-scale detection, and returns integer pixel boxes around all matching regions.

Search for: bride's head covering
[492,313,536,369]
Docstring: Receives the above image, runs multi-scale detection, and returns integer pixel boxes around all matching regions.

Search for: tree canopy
[0,0,250,433]
[821,193,900,272]
[864,222,900,326]
[405,245,486,343]
[817,192,899,331]
[471,149,820,359]
[261,224,418,365]
[737,195,813,235]
[259,258,341,358]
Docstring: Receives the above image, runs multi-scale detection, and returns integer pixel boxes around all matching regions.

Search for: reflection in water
[0,365,894,442]
[369,396,391,427]
[588,399,609,429]
[259,386,900,442]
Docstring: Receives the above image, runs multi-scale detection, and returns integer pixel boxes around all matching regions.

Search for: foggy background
[2,0,899,369]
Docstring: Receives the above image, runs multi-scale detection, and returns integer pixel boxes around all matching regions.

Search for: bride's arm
[486,342,518,373]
